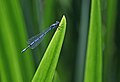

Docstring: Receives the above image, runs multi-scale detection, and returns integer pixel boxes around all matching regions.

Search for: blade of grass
[0,43,10,82]
[32,15,66,82]
[52,71,61,82]
[0,0,35,81]
[84,0,102,82]
[0,1,23,81]
[75,0,90,82]
[104,0,117,81]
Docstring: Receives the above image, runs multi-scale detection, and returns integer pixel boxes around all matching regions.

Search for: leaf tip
[62,15,66,23]
[59,15,66,28]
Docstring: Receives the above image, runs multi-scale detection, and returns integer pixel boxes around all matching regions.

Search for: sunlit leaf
[32,16,66,82]
[84,0,102,82]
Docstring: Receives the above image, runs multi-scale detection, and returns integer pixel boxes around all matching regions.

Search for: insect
[21,21,59,53]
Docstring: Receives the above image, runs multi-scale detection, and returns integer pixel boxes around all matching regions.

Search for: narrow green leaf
[84,0,102,82]
[0,0,35,81]
[32,15,66,82]
[104,0,118,81]
[53,71,61,82]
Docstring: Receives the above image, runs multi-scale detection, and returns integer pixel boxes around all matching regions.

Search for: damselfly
[21,21,59,53]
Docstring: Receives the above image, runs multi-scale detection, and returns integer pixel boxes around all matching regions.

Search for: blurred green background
[0,0,120,82]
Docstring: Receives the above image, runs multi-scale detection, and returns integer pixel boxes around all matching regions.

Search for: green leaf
[53,71,61,82]
[84,0,102,82]
[0,0,35,81]
[104,0,118,81]
[32,15,66,82]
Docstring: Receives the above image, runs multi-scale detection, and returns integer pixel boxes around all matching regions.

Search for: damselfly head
[55,21,59,25]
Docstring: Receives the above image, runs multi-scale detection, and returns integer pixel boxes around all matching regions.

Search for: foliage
[0,0,119,82]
